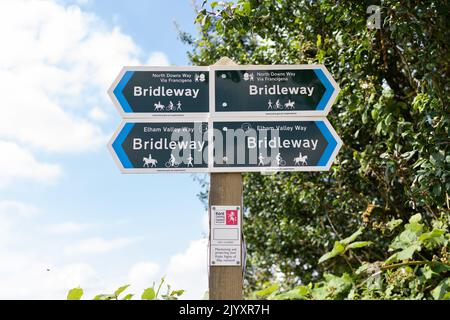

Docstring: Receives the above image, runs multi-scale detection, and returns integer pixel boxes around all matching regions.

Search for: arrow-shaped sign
[108,63,343,174]
[211,65,340,117]
[108,66,210,118]
[211,118,342,172]
[108,120,209,173]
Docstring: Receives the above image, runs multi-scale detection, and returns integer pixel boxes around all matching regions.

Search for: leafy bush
[251,214,450,300]
[183,0,450,299]
[67,277,184,300]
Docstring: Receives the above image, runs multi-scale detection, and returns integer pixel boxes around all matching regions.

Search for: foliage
[67,277,184,300]
[252,215,450,300]
[183,0,450,299]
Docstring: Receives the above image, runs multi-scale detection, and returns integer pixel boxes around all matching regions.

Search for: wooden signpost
[108,57,341,300]
[208,57,243,300]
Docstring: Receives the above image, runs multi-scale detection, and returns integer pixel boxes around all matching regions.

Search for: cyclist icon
[165,154,180,168]
[275,153,286,166]
[275,99,282,109]
[166,101,175,111]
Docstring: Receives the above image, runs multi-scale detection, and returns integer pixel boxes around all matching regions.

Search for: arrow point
[316,120,340,167]
[314,68,335,111]
[112,122,134,169]
[113,70,134,113]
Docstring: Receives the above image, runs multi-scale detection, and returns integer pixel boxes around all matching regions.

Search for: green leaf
[419,229,445,242]
[409,213,422,224]
[396,244,421,261]
[431,278,450,300]
[67,287,83,300]
[386,218,403,231]
[345,241,372,250]
[255,283,279,298]
[93,294,115,300]
[170,289,185,297]
[422,265,437,280]
[241,1,251,15]
[122,294,133,300]
[385,253,399,264]
[318,241,345,264]
[320,273,353,299]
[390,229,420,250]
[355,263,371,275]
[114,284,130,298]
[429,262,450,274]
[340,228,364,245]
[271,286,310,300]
[141,288,156,300]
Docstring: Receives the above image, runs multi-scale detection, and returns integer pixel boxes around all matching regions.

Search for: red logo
[226,210,238,225]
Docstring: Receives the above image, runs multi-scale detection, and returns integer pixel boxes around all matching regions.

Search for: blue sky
[0,0,210,299]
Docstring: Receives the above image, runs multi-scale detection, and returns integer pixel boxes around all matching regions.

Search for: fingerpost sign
[107,57,342,300]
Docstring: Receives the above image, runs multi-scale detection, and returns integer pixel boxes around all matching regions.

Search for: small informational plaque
[210,206,241,266]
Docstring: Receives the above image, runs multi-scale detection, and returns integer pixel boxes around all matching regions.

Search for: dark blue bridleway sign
[108,121,209,173]
[109,67,209,118]
[211,119,342,172]
[212,65,340,117]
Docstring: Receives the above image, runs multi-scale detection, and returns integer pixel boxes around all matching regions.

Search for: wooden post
[208,57,243,300]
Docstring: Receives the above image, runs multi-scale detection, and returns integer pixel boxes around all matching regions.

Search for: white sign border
[108,66,211,119]
[107,118,211,174]
[209,116,343,173]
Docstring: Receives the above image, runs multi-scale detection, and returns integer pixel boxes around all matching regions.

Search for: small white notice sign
[210,205,241,266]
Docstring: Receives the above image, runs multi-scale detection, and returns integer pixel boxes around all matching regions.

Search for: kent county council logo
[226,210,238,225]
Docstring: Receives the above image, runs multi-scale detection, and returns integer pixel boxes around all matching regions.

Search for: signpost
[211,118,342,172]
[108,121,209,173]
[109,66,210,118]
[108,57,342,300]
[211,65,339,117]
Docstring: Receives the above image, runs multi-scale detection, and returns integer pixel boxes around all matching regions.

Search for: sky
[0,0,211,299]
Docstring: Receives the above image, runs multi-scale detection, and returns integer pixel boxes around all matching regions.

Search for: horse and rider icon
[294,152,308,166]
[257,152,308,167]
[143,154,157,167]
[154,101,182,112]
[143,154,194,168]
[267,99,295,110]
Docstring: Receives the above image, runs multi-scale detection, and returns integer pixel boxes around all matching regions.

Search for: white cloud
[0,141,62,187]
[44,222,93,235]
[0,0,170,185]
[202,211,209,232]
[128,262,161,293]
[146,51,170,66]
[0,200,40,217]
[88,106,109,122]
[64,236,140,255]
[0,200,38,246]
[0,202,101,300]
[0,251,103,299]
[166,239,208,299]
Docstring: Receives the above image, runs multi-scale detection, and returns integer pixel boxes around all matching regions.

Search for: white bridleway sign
[108,63,342,174]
